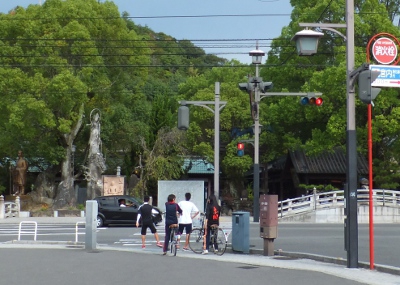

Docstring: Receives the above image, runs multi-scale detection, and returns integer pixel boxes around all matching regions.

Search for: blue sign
[369,64,400,87]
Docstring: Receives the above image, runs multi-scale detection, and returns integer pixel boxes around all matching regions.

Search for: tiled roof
[183,158,214,174]
[1,157,49,173]
[289,148,368,175]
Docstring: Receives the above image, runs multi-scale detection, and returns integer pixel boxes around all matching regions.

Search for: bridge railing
[278,189,400,218]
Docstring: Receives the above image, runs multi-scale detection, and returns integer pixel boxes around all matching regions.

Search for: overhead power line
[0,13,292,21]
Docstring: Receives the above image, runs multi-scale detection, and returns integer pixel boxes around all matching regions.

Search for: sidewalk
[1,241,399,285]
[1,215,400,285]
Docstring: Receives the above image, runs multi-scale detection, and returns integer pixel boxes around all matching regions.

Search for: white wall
[157,180,205,224]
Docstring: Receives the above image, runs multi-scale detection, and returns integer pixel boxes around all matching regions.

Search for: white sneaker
[202,250,208,255]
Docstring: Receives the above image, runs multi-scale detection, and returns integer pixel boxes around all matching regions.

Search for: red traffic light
[315,97,323,106]
[237,142,244,150]
[300,97,323,106]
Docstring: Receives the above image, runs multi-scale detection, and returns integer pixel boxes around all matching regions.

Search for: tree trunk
[54,150,75,208]
[54,104,85,208]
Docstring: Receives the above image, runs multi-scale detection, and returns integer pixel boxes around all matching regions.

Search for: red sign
[372,37,398,64]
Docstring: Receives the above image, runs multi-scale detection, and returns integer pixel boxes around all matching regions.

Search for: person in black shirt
[203,194,221,254]
[136,195,163,249]
[163,194,182,255]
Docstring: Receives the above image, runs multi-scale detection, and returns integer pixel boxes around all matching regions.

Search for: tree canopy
[1,0,400,205]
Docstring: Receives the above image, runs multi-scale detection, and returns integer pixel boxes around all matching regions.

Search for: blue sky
[2,0,293,63]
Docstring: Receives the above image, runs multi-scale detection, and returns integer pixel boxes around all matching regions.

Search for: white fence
[278,189,400,218]
[1,196,20,218]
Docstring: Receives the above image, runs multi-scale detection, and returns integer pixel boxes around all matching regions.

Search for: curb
[222,247,400,277]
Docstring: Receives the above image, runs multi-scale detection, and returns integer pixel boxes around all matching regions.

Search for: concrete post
[0,195,4,219]
[85,200,98,251]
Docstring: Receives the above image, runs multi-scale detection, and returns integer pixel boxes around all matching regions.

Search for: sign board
[102,175,125,196]
[372,37,398,64]
[369,65,400,88]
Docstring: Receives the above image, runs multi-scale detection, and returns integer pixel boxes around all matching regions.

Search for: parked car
[93,195,163,227]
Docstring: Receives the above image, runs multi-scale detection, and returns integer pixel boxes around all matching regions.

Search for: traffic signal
[238,82,253,92]
[237,142,244,157]
[358,70,381,104]
[178,105,189,130]
[258,81,273,92]
[300,96,323,106]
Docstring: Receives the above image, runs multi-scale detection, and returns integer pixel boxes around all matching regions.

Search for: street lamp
[291,29,324,56]
[250,47,265,223]
[179,82,227,202]
[291,0,358,269]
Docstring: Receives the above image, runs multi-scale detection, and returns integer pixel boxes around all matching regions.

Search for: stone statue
[13,150,28,195]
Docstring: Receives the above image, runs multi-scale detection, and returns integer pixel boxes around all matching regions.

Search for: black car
[94,195,163,227]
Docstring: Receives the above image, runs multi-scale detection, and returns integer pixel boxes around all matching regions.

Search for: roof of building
[289,147,368,174]
[268,148,368,175]
[183,158,214,174]
[1,157,50,173]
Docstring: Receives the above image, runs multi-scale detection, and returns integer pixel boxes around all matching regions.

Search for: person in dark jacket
[203,194,221,254]
[136,195,163,249]
[163,194,183,255]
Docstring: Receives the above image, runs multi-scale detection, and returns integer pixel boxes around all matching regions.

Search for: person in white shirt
[178,192,199,251]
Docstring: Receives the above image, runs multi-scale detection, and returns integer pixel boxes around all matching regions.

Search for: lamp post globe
[249,49,265,64]
[291,29,324,56]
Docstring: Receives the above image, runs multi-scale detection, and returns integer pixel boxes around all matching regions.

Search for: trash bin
[231,211,250,253]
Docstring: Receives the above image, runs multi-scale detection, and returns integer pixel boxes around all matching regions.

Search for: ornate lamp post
[291,0,358,268]
[249,48,265,223]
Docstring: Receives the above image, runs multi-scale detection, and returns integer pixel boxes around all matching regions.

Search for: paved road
[1,215,400,285]
[1,245,399,285]
[274,223,400,268]
[1,217,400,268]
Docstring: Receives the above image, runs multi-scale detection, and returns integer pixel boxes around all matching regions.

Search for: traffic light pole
[251,90,322,223]
[179,82,227,202]
[253,62,261,222]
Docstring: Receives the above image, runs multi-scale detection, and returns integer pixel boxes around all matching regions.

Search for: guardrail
[18,221,38,241]
[278,189,400,218]
[75,221,86,242]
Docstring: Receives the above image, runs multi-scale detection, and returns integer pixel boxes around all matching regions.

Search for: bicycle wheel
[188,228,204,254]
[172,241,177,256]
[170,229,177,256]
[212,228,227,256]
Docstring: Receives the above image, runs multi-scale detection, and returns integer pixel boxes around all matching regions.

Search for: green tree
[0,0,151,206]
[265,0,400,188]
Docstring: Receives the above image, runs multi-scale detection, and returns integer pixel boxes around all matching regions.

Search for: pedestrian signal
[237,142,245,157]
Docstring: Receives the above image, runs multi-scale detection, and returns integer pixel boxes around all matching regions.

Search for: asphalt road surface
[0,248,370,285]
[1,221,399,268]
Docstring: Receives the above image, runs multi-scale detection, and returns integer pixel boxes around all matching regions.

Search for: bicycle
[188,213,227,255]
[169,223,179,256]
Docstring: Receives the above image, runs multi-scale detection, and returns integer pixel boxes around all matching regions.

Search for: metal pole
[214,82,220,202]
[345,0,358,268]
[178,86,226,203]
[253,64,260,222]
[368,103,374,269]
